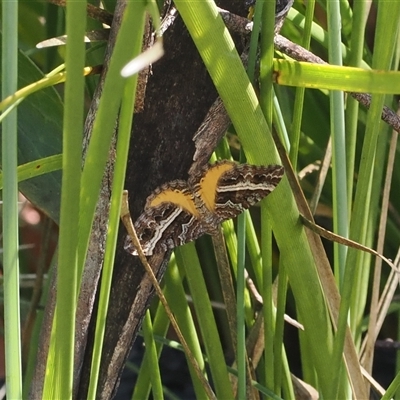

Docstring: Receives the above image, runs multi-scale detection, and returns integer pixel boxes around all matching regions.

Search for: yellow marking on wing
[149,188,199,216]
[198,162,235,210]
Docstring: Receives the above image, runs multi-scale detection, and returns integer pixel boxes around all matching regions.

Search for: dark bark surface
[77,2,246,398]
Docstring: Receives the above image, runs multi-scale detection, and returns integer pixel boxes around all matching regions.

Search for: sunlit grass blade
[0,66,96,116]
[45,0,87,398]
[2,0,22,398]
[274,60,400,93]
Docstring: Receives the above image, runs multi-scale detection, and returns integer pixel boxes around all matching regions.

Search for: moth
[124,160,284,256]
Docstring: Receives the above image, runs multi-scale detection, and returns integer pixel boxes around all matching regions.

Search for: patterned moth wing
[125,161,284,257]
[124,180,208,256]
[205,161,284,222]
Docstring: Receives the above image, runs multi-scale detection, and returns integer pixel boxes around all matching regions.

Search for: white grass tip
[121,41,164,78]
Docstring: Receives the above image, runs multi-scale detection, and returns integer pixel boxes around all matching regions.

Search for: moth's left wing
[124,203,205,256]
[125,180,208,256]
[124,202,207,256]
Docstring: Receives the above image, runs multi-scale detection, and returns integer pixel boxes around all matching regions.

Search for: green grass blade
[164,258,209,399]
[327,0,348,295]
[47,0,87,397]
[259,4,277,391]
[289,0,315,168]
[236,212,246,399]
[274,263,291,397]
[332,0,400,396]
[247,0,263,83]
[175,244,234,399]
[382,367,400,400]
[345,0,369,207]
[86,6,145,396]
[261,218,274,392]
[77,1,150,279]
[0,155,62,189]
[1,0,22,398]
[222,218,254,326]
[0,70,67,114]
[142,311,163,400]
[274,60,400,93]
[326,0,349,395]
